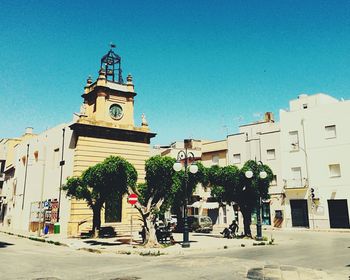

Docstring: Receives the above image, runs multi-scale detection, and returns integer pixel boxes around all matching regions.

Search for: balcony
[283,178,308,189]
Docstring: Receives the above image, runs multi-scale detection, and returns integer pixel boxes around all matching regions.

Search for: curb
[0,230,67,247]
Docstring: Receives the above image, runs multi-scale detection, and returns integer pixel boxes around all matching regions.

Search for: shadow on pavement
[84,240,126,246]
[192,233,220,237]
[0,241,14,248]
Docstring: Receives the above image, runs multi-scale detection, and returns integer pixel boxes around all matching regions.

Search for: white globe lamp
[259,171,267,179]
[245,170,253,179]
[173,162,182,172]
[189,164,198,174]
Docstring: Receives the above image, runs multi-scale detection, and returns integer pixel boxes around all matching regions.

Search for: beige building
[0,47,156,236]
[201,140,227,168]
[152,139,203,159]
[200,140,234,226]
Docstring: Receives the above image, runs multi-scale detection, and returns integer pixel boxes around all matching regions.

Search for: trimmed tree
[130,156,207,247]
[207,164,240,223]
[238,160,273,237]
[62,156,137,236]
[208,165,240,204]
[130,156,177,247]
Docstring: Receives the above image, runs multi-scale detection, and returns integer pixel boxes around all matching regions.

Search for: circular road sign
[127,193,138,205]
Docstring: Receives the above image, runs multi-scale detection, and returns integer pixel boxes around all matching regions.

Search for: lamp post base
[181,241,190,248]
[256,223,262,241]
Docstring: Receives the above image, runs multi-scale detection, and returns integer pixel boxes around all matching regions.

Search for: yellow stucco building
[0,47,156,236]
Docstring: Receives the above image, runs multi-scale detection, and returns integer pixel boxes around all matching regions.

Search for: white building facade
[0,124,74,235]
[227,113,284,228]
[280,93,350,229]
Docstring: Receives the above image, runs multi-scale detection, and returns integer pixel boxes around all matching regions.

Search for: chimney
[25,127,33,134]
[264,112,274,122]
[184,139,193,149]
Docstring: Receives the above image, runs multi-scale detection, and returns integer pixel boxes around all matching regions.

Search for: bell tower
[100,43,123,84]
[77,45,139,129]
[67,45,156,236]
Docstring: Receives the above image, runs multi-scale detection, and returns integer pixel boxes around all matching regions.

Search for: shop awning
[189,201,219,209]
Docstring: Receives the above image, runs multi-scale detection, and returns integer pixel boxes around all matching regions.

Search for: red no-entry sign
[127,193,138,205]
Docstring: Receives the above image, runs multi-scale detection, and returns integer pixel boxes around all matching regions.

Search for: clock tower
[67,46,156,236]
[78,46,137,129]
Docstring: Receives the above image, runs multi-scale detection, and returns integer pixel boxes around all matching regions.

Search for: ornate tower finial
[86,75,92,85]
[126,73,134,91]
[127,73,133,83]
[98,68,106,81]
[100,44,123,84]
[141,113,148,127]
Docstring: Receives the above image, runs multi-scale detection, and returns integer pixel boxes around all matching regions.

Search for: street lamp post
[245,161,267,240]
[173,140,198,248]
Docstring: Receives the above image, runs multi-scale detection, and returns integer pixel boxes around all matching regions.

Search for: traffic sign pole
[130,215,133,245]
[127,194,138,246]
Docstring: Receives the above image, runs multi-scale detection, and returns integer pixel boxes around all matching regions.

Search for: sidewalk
[264,225,350,233]
[0,226,256,255]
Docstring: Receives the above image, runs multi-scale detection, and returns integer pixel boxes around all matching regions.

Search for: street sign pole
[127,194,138,246]
[130,214,133,245]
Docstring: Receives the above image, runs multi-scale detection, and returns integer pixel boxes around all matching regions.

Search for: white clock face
[109,104,123,120]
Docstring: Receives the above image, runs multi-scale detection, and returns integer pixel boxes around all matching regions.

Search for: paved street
[229,229,350,275]
[0,230,348,279]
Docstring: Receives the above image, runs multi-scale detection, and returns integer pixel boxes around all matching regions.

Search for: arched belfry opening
[100,43,123,84]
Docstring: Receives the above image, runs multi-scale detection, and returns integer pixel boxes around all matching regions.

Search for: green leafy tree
[130,156,177,247]
[62,156,137,236]
[207,161,273,237]
[208,165,240,204]
[238,160,273,237]
[131,156,207,247]
[207,165,240,226]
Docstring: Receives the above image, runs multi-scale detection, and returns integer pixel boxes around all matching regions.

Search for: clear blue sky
[1,0,350,145]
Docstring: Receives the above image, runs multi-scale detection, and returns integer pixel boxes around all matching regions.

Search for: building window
[34,151,39,162]
[266,149,276,160]
[329,164,341,178]
[291,167,302,187]
[191,207,199,215]
[212,155,219,165]
[289,131,299,150]
[325,125,336,139]
[271,175,277,186]
[232,153,241,164]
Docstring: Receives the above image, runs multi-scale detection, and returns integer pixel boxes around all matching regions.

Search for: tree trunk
[240,206,252,237]
[143,214,160,248]
[92,205,102,238]
[133,196,164,248]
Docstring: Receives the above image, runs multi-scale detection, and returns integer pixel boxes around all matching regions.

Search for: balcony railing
[283,178,308,189]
